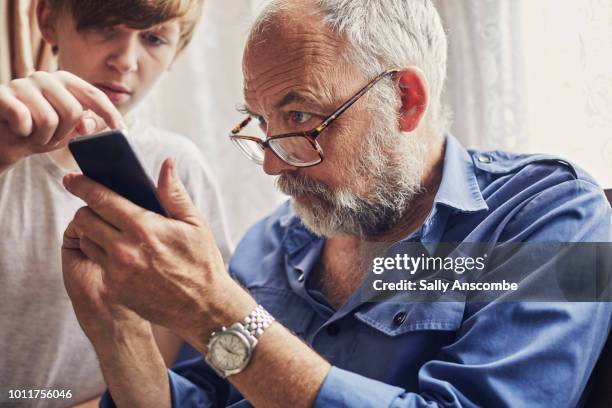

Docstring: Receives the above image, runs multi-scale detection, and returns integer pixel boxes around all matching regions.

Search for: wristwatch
[205,305,275,378]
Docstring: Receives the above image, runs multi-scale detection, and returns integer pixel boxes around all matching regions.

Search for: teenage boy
[0,1,231,406]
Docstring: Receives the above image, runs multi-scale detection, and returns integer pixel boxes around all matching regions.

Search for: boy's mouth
[94,83,132,104]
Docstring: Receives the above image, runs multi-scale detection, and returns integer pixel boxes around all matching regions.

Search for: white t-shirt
[0,119,232,407]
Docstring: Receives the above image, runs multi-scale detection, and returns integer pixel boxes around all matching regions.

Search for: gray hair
[249,0,451,136]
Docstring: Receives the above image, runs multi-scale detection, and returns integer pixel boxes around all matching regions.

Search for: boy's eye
[142,32,166,46]
[289,111,312,125]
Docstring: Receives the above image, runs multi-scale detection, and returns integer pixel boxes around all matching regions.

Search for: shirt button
[476,154,493,164]
[393,312,407,326]
[326,323,340,336]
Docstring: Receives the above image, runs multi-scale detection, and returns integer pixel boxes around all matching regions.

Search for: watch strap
[242,304,274,339]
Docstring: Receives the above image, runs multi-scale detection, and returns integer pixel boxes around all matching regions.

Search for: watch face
[209,331,251,371]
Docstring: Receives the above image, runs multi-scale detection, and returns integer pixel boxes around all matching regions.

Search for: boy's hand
[0,70,124,168]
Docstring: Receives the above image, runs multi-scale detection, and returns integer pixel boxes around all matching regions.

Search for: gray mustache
[276,173,334,197]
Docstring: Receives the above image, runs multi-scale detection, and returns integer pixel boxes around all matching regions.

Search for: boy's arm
[0,71,123,175]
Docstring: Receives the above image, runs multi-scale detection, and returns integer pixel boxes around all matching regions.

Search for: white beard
[276,105,428,238]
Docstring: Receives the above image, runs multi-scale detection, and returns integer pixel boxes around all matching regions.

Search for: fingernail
[84,118,96,134]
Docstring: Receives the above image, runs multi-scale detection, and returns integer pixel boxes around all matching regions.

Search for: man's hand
[0,70,123,170]
[62,158,255,348]
[62,212,146,337]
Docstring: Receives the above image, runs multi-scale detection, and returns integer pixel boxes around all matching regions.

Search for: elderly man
[61,0,611,407]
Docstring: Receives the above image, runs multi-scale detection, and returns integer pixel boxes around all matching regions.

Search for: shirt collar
[434,134,489,214]
[403,134,488,244]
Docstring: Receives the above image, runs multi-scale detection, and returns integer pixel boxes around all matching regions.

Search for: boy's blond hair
[48,0,204,52]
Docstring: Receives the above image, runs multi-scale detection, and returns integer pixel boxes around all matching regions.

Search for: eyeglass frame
[229,68,401,168]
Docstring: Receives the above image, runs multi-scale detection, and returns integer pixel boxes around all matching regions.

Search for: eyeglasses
[229,68,400,168]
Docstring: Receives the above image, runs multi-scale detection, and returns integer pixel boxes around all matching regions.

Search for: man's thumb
[157,158,199,223]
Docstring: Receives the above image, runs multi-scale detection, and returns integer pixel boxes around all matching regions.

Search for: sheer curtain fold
[0,0,54,84]
[521,0,612,187]
[433,0,528,151]
[435,0,611,186]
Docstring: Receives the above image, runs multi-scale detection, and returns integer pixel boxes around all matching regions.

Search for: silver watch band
[242,304,274,339]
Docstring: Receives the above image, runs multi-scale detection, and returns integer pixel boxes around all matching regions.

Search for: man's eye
[255,115,267,132]
[289,111,312,125]
[142,32,166,46]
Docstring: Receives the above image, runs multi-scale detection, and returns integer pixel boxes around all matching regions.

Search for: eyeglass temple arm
[313,69,400,134]
[231,116,253,134]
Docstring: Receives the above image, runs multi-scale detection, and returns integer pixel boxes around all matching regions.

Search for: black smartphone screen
[68,130,168,216]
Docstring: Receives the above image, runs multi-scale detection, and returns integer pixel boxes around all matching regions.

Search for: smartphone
[68,130,168,216]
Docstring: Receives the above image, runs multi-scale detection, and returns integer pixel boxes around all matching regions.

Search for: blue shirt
[102,135,612,407]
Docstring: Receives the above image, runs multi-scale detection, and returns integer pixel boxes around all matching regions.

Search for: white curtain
[139,0,612,242]
[520,0,612,188]
[434,0,529,152]
[434,0,612,187]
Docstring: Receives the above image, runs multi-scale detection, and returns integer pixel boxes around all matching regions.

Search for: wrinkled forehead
[242,9,358,111]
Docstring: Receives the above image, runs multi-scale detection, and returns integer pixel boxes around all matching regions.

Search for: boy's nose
[107,36,139,74]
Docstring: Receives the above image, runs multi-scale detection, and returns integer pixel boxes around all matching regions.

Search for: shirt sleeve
[100,358,231,408]
[315,178,612,407]
[315,366,487,408]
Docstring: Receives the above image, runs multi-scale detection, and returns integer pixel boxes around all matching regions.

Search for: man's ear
[36,0,58,47]
[396,67,429,132]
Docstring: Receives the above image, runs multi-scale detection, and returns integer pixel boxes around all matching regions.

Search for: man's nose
[106,35,139,74]
[262,149,297,175]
